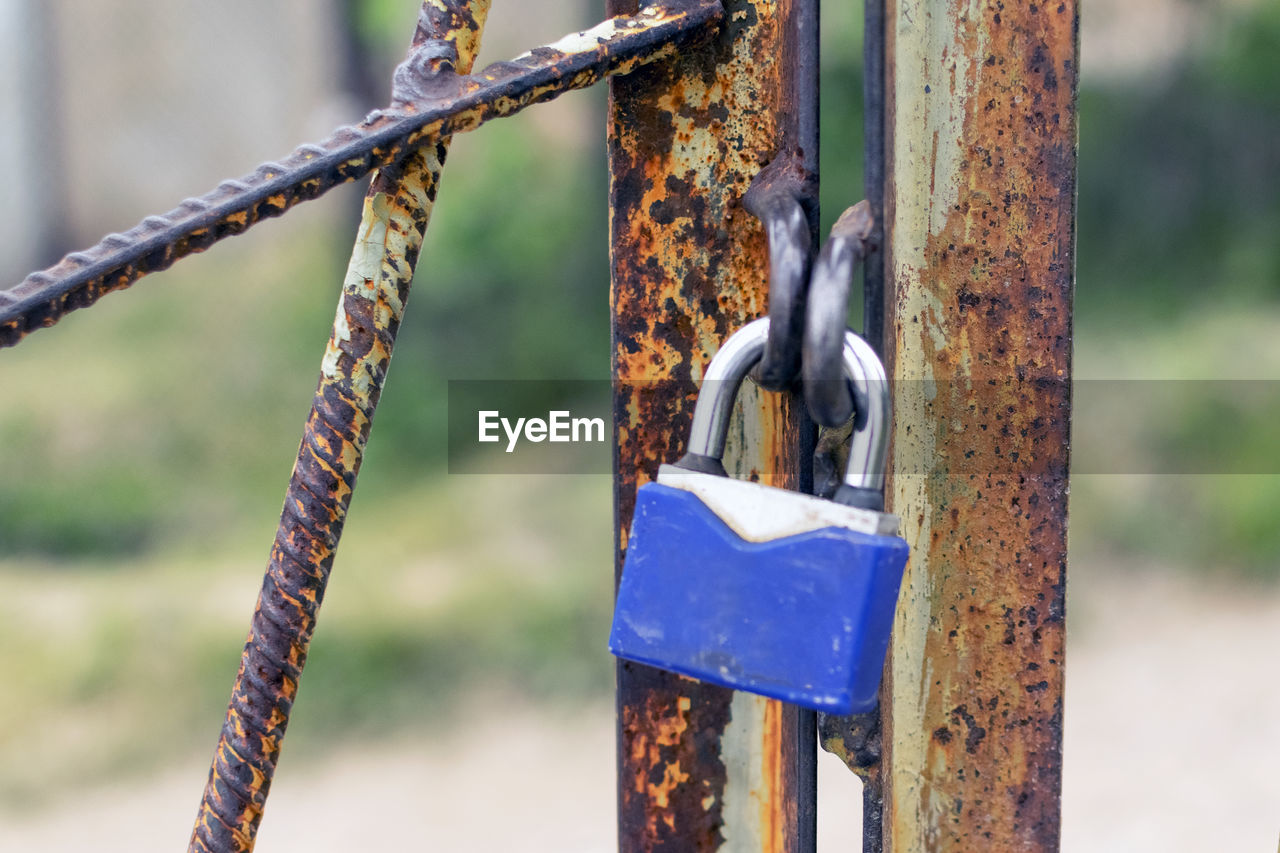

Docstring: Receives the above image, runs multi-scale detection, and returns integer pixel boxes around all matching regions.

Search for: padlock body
[609,475,909,714]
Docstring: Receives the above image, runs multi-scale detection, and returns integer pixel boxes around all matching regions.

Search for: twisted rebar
[0,0,722,349]
[187,4,488,851]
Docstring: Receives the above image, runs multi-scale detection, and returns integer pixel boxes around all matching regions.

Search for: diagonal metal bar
[0,0,722,349]
[186,3,488,851]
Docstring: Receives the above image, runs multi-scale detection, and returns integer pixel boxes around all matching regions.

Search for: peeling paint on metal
[878,0,1076,848]
[610,1,818,849]
[187,4,489,851]
[720,693,788,852]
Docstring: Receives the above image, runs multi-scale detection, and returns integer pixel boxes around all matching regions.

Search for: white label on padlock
[656,464,901,543]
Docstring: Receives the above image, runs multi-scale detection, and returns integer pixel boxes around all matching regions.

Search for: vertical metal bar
[608,0,818,849]
[876,0,1077,849]
[861,3,889,849]
[815,6,888,851]
[861,0,886,357]
[187,4,489,851]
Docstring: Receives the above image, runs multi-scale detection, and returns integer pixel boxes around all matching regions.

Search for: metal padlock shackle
[676,316,890,509]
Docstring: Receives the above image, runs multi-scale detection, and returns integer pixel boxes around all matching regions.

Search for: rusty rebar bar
[0,0,722,350]
[187,4,488,851]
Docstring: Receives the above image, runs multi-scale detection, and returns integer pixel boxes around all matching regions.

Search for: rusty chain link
[745,188,874,429]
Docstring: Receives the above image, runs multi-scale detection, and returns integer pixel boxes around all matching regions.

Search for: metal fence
[0,1,1075,850]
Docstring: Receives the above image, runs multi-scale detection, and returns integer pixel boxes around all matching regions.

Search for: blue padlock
[609,317,909,714]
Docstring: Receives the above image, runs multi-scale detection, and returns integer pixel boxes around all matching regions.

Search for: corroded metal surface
[609,0,817,849]
[187,4,488,851]
[876,0,1077,849]
[0,0,722,349]
[819,706,883,850]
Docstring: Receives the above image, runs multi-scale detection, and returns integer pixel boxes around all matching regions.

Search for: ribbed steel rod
[0,0,722,349]
[187,4,488,851]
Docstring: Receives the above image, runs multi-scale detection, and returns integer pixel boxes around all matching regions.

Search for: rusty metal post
[187,4,488,851]
[609,0,819,849]
[872,0,1077,849]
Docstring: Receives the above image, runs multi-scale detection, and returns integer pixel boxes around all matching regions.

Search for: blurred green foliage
[1077,3,1280,327]
[1069,2,1280,577]
[371,98,612,483]
[0,475,613,807]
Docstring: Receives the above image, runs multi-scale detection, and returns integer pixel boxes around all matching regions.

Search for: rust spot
[881,0,1075,847]
[188,4,492,851]
[611,1,817,849]
[756,699,786,852]
[618,671,731,848]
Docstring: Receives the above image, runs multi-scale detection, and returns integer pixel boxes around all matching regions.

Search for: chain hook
[743,160,814,391]
[745,163,877,447]
[803,201,874,427]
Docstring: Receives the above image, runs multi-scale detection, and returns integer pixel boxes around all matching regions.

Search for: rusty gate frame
[0,1,1076,851]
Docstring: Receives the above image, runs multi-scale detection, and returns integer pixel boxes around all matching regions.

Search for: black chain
[743,162,813,391]
[747,181,874,428]
[803,201,874,427]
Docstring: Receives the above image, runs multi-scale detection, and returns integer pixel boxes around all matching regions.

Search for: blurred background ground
[0,0,1277,850]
